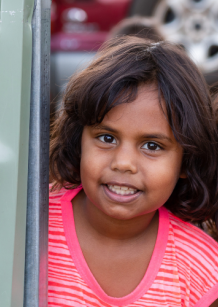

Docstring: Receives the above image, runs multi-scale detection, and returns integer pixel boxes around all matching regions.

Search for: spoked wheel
[129,0,218,83]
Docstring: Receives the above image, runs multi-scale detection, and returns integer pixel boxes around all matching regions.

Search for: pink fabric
[48,187,218,307]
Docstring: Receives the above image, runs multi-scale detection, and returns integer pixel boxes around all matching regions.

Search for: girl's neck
[73,190,158,242]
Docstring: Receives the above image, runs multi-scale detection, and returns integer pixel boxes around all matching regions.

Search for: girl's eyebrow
[93,125,117,133]
[141,134,173,143]
[93,125,173,143]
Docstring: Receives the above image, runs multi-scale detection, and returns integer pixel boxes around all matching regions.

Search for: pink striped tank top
[48,186,218,306]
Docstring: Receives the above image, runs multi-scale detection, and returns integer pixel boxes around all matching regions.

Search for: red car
[51,0,218,101]
[50,0,133,101]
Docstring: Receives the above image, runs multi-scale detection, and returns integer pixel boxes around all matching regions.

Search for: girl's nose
[110,144,138,174]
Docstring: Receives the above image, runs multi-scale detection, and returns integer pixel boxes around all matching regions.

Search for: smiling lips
[103,183,141,204]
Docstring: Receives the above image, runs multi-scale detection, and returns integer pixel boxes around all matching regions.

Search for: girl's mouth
[102,184,141,203]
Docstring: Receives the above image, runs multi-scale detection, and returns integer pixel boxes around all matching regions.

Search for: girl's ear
[179,171,187,179]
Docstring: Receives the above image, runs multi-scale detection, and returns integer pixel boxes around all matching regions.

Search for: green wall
[0,0,34,306]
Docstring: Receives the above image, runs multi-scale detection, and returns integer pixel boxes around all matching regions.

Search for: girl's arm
[210,299,218,307]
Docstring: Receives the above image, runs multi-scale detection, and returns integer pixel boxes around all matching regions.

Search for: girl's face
[80,84,184,220]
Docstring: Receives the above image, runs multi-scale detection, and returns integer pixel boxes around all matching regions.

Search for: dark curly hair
[50,36,218,236]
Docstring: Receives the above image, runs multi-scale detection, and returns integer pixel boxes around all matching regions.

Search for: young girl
[49,37,218,307]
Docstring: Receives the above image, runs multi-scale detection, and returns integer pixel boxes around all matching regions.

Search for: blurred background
[50,0,218,112]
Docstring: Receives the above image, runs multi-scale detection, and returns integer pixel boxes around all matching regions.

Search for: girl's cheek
[81,150,108,178]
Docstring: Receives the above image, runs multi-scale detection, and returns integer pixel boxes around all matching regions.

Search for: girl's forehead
[101,84,173,138]
[105,83,166,123]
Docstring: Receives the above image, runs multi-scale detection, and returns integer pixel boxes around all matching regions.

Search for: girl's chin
[102,184,142,204]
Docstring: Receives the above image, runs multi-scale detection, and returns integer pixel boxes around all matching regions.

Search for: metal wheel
[130,0,218,83]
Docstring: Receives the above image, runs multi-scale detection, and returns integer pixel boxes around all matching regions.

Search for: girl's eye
[142,142,161,151]
[98,134,116,144]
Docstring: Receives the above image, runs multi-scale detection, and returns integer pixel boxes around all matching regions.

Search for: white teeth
[107,185,137,195]
[121,187,128,191]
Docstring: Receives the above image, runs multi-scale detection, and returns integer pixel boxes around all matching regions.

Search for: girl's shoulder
[49,184,82,205]
[167,211,218,304]
[49,184,68,204]
[168,211,218,252]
